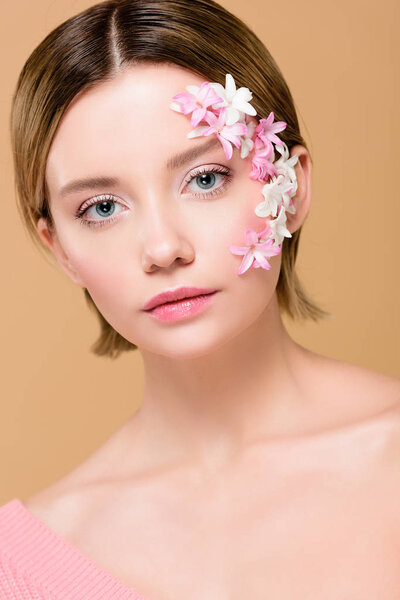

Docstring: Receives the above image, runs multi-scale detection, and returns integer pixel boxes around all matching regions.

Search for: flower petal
[209,83,227,106]
[255,201,272,218]
[225,107,241,126]
[225,74,237,100]
[240,138,254,159]
[204,111,218,127]
[199,82,224,107]
[257,241,282,255]
[271,121,287,134]
[191,107,206,128]
[186,85,200,95]
[171,92,197,113]
[244,228,259,245]
[234,87,253,103]
[229,122,248,135]
[229,245,248,255]
[237,251,255,275]
[234,100,257,116]
[253,250,272,270]
[217,134,233,159]
[170,101,183,112]
[187,126,209,138]
[220,130,242,148]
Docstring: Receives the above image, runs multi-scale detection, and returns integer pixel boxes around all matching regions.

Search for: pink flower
[257,219,272,240]
[248,135,277,181]
[229,224,281,275]
[202,108,248,160]
[170,81,223,128]
[256,112,287,150]
[249,153,277,181]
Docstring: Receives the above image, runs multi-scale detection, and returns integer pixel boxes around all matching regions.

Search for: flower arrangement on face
[170,74,298,275]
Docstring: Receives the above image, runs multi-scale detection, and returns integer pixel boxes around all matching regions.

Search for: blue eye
[195,172,216,189]
[85,198,124,221]
[75,194,124,228]
[92,200,116,217]
[185,166,232,198]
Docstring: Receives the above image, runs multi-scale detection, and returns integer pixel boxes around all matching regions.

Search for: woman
[1,0,399,598]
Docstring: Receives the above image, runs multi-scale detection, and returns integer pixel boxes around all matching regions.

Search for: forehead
[45,64,210,191]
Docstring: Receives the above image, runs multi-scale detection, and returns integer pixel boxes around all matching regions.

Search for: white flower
[185,84,201,96]
[187,125,209,138]
[255,174,295,218]
[284,197,297,215]
[274,143,298,185]
[269,205,292,246]
[272,143,299,214]
[240,120,256,158]
[210,74,257,126]
[170,101,182,112]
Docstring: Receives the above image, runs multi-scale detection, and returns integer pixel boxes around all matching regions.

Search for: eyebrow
[165,136,221,170]
[58,136,222,198]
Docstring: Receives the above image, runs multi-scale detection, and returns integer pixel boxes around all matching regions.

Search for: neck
[129,294,314,476]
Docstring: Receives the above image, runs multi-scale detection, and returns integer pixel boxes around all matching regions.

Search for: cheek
[223,175,282,292]
[74,251,145,343]
[211,176,271,258]
[200,178,281,300]
[65,238,136,318]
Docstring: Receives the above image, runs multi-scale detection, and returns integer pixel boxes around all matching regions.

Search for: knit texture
[0,499,147,600]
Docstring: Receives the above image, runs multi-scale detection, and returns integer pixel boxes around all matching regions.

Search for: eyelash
[73,165,233,229]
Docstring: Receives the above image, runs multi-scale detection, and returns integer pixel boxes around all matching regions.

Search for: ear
[37,217,85,287]
[285,144,312,234]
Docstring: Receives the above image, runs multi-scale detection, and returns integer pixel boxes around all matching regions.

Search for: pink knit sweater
[0,498,147,599]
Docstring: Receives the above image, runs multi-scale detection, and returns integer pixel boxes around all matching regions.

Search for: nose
[141,201,195,273]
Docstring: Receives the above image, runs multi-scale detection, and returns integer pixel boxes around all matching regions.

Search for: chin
[134,310,265,360]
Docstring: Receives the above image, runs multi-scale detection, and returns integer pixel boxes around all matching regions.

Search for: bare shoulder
[22,481,95,544]
[298,347,400,509]
[300,345,400,422]
[22,445,126,542]
[22,423,135,535]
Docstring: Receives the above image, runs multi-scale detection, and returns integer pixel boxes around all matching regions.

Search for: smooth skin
[28,63,400,599]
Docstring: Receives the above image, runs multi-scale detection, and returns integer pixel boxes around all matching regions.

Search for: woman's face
[41,63,287,358]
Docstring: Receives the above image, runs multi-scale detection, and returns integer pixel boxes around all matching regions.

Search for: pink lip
[142,286,218,311]
[145,291,218,322]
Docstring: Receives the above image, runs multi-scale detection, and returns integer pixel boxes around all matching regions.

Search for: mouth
[150,291,217,310]
[143,286,219,311]
[145,291,219,322]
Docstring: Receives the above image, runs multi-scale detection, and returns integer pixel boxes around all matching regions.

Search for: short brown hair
[10,0,330,358]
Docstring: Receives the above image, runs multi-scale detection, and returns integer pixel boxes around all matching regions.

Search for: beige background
[1,0,399,505]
